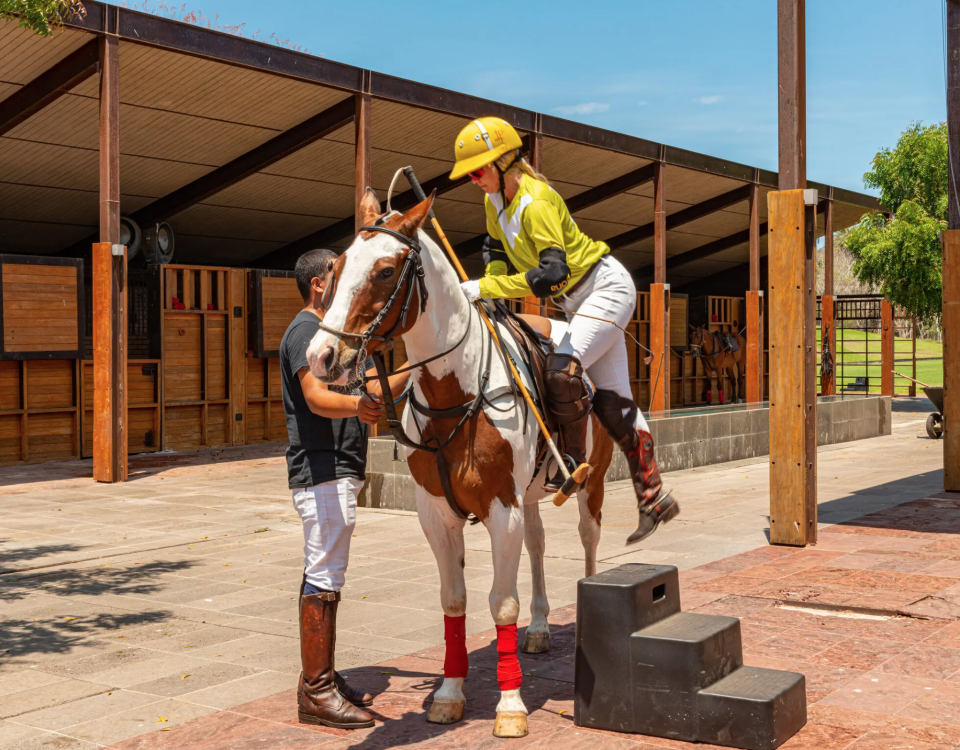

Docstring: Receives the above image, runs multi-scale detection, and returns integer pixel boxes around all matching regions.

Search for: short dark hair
[295,249,338,301]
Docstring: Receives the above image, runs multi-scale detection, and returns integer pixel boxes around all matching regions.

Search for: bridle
[314,221,508,525]
[690,327,708,358]
[317,223,429,379]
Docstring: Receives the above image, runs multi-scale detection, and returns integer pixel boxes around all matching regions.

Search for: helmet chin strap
[495,149,522,218]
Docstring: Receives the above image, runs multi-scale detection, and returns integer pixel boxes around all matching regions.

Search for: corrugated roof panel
[4,92,98,148]
[542,138,647,187]
[170,204,332,243]
[833,202,871,232]
[671,210,750,241]
[0,139,98,190]
[120,154,212,199]
[114,41,352,132]
[201,173,354,218]
[432,197,488,236]
[371,100,468,161]
[0,183,96,224]
[573,192,654,226]
[0,21,91,85]
[663,168,744,208]
[571,217,635,244]
[263,128,355,182]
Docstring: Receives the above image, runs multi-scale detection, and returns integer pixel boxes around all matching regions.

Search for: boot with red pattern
[592,390,679,544]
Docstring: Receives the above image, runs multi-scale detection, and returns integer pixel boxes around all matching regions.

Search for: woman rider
[450,116,679,544]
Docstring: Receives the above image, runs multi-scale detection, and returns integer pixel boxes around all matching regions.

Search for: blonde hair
[495,151,550,186]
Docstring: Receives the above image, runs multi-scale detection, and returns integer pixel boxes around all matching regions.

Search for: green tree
[846,122,947,324]
[0,0,85,36]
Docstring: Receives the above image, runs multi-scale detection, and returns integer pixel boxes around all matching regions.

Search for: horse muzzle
[307,337,358,385]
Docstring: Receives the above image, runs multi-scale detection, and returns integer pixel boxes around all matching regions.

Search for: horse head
[307,188,436,385]
[689,324,708,354]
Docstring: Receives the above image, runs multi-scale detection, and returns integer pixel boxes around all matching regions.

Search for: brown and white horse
[689,325,746,404]
[306,190,613,737]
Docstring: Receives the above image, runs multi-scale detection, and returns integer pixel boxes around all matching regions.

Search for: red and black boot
[593,390,679,544]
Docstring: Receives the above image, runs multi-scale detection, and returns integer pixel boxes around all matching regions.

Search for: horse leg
[521,499,550,654]
[577,419,607,578]
[486,494,529,738]
[417,490,468,725]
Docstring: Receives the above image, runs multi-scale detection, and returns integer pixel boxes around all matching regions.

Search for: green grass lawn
[814,326,943,392]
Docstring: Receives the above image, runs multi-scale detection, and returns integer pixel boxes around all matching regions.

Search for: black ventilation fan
[144,222,175,264]
[119,216,142,258]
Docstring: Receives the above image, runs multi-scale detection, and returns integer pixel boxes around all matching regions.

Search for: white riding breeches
[292,477,363,592]
[549,255,649,433]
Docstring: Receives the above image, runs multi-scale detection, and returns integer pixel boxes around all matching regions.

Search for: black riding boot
[592,389,679,544]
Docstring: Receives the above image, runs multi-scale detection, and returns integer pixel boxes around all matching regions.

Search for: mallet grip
[403,167,437,220]
[552,463,590,507]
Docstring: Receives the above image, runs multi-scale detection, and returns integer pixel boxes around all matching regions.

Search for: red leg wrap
[495,624,522,691]
[443,615,468,678]
[719,389,724,403]
[706,390,713,404]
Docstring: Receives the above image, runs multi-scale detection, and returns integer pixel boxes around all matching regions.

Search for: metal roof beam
[0,39,99,137]
[607,183,753,251]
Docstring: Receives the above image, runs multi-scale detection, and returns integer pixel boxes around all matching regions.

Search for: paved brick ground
[0,398,946,749]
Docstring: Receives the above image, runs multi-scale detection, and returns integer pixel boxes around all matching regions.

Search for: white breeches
[292,477,363,592]
[549,255,649,432]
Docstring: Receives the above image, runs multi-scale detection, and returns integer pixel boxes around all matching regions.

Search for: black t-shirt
[279,310,367,489]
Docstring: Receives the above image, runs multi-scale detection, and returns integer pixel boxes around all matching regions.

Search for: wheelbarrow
[895,371,944,439]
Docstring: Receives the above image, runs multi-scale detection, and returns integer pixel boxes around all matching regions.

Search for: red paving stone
[107,493,960,749]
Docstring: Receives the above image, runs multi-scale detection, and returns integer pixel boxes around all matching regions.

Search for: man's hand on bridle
[356,392,383,425]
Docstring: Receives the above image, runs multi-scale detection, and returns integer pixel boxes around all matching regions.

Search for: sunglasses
[468,168,486,181]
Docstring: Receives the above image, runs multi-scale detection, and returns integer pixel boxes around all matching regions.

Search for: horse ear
[397,190,436,238]
[689,323,696,331]
[359,188,382,227]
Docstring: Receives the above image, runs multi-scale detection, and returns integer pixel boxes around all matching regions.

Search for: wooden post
[653,163,666,284]
[354,75,372,236]
[768,189,817,546]
[93,28,125,483]
[820,295,835,396]
[942,0,960,491]
[881,299,894,397]
[229,269,246,446]
[945,231,960,491]
[92,243,127,482]
[778,0,806,190]
[649,283,670,413]
[746,183,762,402]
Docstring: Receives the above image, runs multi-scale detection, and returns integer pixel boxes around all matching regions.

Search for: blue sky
[111,0,947,194]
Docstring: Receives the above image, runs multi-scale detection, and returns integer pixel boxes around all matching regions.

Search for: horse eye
[379,267,395,281]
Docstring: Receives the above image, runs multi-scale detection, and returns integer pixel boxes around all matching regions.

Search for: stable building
[0,2,885,474]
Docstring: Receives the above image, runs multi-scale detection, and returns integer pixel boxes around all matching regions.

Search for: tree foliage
[846,122,947,324]
[0,0,85,36]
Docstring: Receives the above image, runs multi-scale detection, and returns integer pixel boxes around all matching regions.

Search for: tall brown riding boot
[299,592,375,729]
[593,390,679,544]
[543,352,591,492]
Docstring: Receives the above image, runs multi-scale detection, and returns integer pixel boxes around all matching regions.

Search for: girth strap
[410,386,514,419]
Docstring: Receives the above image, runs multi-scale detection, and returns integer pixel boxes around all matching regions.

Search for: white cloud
[553,102,610,116]
[695,95,722,105]
[637,100,649,106]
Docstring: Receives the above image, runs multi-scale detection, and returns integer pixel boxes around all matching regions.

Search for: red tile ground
[109,493,960,749]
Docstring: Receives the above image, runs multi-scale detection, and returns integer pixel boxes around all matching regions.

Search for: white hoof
[522,629,550,654]
[426,698,465,724]
[493,711,529,738]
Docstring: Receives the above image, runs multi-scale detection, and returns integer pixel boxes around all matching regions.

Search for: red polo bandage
[443,615,468,678]
[495,624,522,691]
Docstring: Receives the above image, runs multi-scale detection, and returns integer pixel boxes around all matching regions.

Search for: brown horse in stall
[689,325,746,404]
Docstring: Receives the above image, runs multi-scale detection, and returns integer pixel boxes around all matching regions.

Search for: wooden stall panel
[0,361,20,410]
[2,263,78,354]
[25,360,75,410]
[269,401,287,441]
[128,407,159,452]
[164,314,202,403]
[246,401,266,442]
[0,414,22,463]
[164,405,203,451]
[247,358,266,399]
[206,316,227,402]
[27,412,76,462]
[207,403,230,447]
[129,362,159,407]
[261,277,301,353]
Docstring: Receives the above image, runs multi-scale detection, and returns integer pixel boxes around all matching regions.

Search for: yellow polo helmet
[449,117,523,180]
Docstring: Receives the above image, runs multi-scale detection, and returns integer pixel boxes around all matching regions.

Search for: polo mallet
[401,166,589,506]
